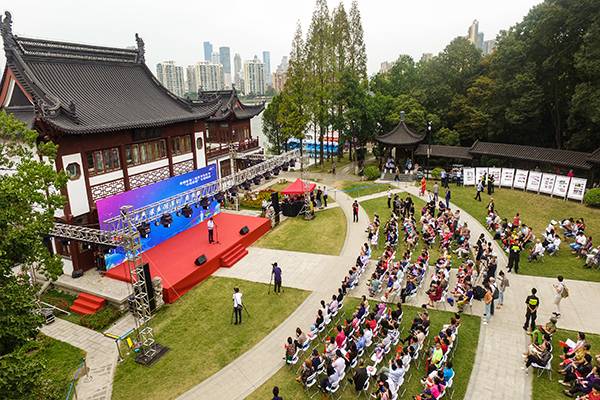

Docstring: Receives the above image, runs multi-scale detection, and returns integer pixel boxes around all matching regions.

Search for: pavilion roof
[376,118,425,146]
[588,148,600,165]
[0,12,221,135]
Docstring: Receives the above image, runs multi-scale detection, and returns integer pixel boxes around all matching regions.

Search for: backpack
[493,287,500,300]
[561,286,569,298]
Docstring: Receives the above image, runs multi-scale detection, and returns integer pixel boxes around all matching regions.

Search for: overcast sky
[2,0,542,76]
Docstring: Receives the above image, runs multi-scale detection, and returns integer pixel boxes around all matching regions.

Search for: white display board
[513,169,529,189]
[463,168,476,186]
[488,168,501,185]
[567,177,587,201]
[500,168,515,187]
[552,175,571,198]
[539,173,557,195]
[526,171,542,192]
[475,167,488,183]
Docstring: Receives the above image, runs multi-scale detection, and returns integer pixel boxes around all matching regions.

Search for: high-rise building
[243,56,265,95]
[262,51,271,86]
[211,52,220,65]
[156,61,186,97]
[203,41,213,61]
[379,61,393,73]
[483,39,496,55]
[219,47,232,88]
[272,56,289,93]
[187,61,224,92]
[233,53,242,89]
[467,20,479,46]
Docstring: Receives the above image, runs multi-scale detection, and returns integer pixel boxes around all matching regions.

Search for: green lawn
[247,298,480,400]
[531,328,600,400]
[254,207,347,256]
[341,181,394,199]
[112,277,309,400]
[360,194,461,267]
[35,334,85,400]
[439,183,600,282]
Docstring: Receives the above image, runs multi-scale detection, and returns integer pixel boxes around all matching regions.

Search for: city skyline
[1,0,543,77]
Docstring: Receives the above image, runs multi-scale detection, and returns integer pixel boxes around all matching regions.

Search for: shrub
[79,305,122,331]
[363,165,380,180]
[239,190,274,209]
[584,188,600,208]
[431,167,443,180]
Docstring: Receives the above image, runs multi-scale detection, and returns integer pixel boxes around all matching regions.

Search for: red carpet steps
[221,244,249,267]
[70,292,106,315]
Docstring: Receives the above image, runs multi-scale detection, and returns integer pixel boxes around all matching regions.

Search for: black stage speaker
[142,263,156,312]
[271,192,280,213]
[195,255,207,266]
[239,226,250,235]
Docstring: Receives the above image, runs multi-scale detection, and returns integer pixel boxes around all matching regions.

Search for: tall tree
[279,22,310,161]
[305,0,333,165]
[348,0,367,82]
[262,94,285,154]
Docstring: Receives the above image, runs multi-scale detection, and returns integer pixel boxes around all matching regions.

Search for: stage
[105,212,271,303]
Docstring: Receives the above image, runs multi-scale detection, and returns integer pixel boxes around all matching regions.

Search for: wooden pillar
[166,137,174,177]
[119,144,130,191]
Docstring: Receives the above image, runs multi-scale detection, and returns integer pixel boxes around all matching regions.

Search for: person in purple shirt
[272,262,282,293]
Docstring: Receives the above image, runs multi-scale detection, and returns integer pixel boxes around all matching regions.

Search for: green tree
[0,110,66,355]
[348,0,367,82]
[0,346,51,400]
[262,94,286,154]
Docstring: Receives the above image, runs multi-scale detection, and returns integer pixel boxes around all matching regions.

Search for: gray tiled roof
[197,90,264,122]
[588,148,600,164]
[469,141,593,170]
[0,13,221,134]
[414,144,473,160]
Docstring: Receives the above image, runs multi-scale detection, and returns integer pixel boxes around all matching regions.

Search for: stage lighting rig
[137,221,151,238]
[281,162,289,171]
[200,197,210,210]
[160,213,173,228]
[182,204,193,218]
[252,176,261,185]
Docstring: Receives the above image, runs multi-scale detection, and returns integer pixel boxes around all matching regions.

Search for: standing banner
[475,167,488,183]
[500,168,515,187]
[488,168,501,186]
[539,173,557,195]
[463,168,476,185]
[552,175,571,198]
[567,177,587,201]
[513,169,529,189]
[526,171,542,192]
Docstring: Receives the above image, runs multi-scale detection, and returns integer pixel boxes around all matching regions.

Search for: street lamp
[426,121,432,179]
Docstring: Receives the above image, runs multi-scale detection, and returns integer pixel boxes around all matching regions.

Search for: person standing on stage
[207,217,215,244]
[272,263,282,293]
[233,287,243,325]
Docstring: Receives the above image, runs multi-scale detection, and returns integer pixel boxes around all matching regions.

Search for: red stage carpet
[105,212,271,303]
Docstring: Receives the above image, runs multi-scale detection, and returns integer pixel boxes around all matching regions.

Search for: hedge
[364,165,380,180]
[584,188,600,208]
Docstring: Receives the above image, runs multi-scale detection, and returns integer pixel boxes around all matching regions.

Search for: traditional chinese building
[0,12,263,274]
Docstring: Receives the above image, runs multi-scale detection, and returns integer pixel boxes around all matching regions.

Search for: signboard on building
[526,171,542,192]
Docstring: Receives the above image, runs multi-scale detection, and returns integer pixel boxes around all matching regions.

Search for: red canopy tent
[280,178,316,195]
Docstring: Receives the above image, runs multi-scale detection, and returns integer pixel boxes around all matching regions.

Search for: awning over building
[198,90,265,122]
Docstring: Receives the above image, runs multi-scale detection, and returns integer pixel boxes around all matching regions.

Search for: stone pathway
[178,183,370,400]
[42,319,118,400]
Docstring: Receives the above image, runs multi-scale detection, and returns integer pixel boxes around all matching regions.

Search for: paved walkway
[42,319,118,400]
[178,182,370,400]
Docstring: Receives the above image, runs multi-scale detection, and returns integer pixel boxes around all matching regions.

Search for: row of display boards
[462,167,587,202]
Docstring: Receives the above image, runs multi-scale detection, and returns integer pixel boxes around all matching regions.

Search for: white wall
[89,169,124,186]
[61,153,90,217]
[127,158,169,176]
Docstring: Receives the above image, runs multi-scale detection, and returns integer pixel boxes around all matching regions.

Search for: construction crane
[48,149,300,364]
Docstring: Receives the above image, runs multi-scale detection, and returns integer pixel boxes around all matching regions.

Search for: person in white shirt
[552,275,566,318]
[328,295,339,314]
[232,287,243,324]
[528,239,545,261]
[207,217,215,244]
[333,350,346,376]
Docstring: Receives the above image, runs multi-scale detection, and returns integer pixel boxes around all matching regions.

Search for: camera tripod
[230,303,250,324]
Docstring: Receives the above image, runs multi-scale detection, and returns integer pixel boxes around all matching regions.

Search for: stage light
[281,162,289,171]
[200,197,209,210]
[289,158,296,167]
[160,213,173,228]
[272,167,280,176]
[253,176,261,185]
[137,222,151,238]
[176,210,181,217]
[182,204,193,218]
[263,171,271,179]
[215,192,225,202]
[154,220,160,227]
